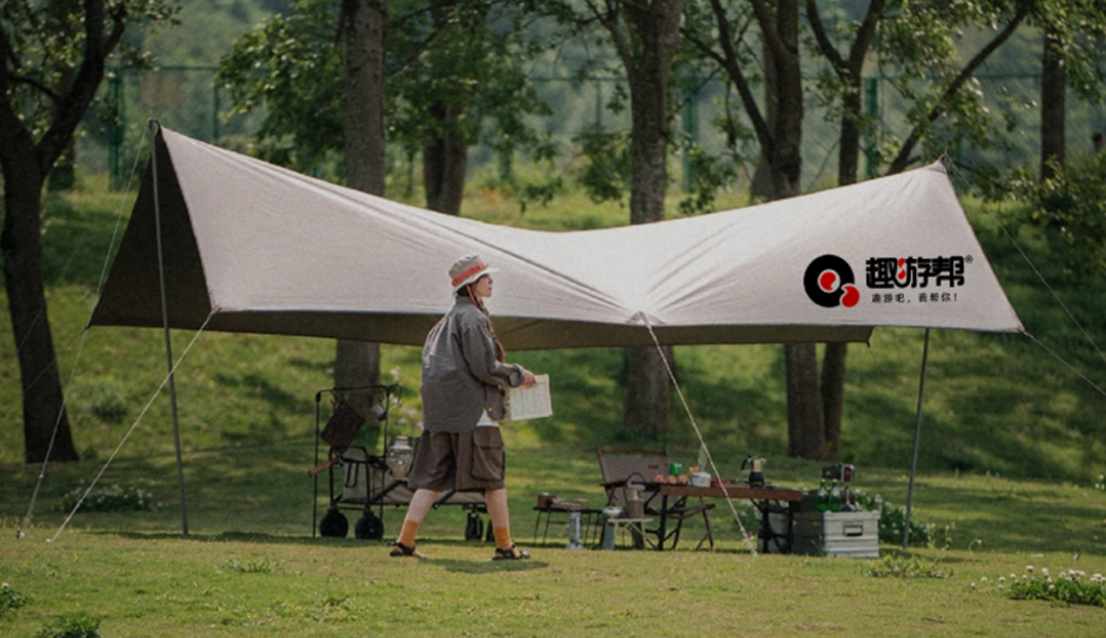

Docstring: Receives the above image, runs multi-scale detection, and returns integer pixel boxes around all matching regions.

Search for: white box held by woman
[503,374,552,420]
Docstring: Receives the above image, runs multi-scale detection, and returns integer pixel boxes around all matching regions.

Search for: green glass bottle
[816,480,829,512]
[829,480,842,512]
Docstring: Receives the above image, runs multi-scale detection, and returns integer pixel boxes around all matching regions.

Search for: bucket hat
[449,254,498,290]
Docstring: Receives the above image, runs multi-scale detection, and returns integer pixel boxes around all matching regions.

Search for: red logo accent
[819,270,839,293]
[841,285,860,307]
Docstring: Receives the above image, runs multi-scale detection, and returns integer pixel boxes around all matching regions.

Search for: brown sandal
[492,543,531,561]
[389,541,428,559]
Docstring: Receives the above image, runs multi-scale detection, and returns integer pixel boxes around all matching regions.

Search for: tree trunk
[1040,25,1066,181]
[766,1,802,200]
[1,0,124,463]
[804,0,883,461]
[0,131,79,463]
[335,0,387,446]
[760,0,822,460]
[786,343,824,459]
[423,114,468,215]
[609,0,685,439]
[818,75,861,465]
[623,347,673,439]
[749,36,776,200]
[421,0,467,216]
[820,342,847,462]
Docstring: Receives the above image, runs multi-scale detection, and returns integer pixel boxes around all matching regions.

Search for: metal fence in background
[91,66,1106,195]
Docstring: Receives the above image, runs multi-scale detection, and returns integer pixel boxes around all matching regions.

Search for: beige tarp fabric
[90,128,1024,348]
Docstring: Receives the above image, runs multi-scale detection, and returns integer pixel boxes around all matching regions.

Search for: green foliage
[0,583,29,621]
[977,566,1106,608]
[216,0,346,171]
[56,482,157,514]
[676,139,737,216]
[855,492,934,547]
[873,0,1028,173]
[1013,151,1106,279]
[867,553,953,579]
[37,613,102,638]
[573,125,631,204]
[217,0,556,184]
[1,0,180,136]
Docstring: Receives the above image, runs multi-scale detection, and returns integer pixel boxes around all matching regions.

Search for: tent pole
[903,328,931,549]
[150,120,189,537]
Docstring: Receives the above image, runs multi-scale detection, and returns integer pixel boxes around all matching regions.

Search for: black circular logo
[804,254,859,308]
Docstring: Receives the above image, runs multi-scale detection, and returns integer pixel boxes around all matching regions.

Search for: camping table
[532,506,603,547]
[648,484,804,552]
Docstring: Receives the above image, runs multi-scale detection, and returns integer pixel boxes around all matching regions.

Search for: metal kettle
[742,456,766,488]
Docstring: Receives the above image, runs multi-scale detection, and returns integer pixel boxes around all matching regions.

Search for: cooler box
[791,510,880,558]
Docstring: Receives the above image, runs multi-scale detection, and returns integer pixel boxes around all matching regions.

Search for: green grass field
[1,175,1105,635]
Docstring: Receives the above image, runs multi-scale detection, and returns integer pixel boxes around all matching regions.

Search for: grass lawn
[2,175,1106,635]
[3,438,1106,637]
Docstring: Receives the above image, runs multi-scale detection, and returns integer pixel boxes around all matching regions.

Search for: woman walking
[390,254,537,560]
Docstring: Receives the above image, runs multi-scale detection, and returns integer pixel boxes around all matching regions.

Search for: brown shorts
[405,427,505,492]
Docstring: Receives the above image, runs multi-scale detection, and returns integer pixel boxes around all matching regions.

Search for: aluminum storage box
[792,510,880,558]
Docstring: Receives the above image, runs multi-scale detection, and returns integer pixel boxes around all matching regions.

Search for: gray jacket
[420,296,524,433]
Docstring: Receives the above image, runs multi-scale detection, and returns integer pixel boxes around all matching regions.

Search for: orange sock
[493,526,512,550]
[398,519,420,548]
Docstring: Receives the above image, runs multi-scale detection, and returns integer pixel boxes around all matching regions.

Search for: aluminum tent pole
[902,328,931,550]
[150,120,189,536]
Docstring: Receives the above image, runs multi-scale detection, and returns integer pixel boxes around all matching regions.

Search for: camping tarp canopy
[90,128,1024,346]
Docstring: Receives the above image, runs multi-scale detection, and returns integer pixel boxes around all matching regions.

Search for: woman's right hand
[521,370,538,387]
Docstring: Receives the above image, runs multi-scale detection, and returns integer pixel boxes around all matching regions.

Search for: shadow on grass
[434,558,550,574]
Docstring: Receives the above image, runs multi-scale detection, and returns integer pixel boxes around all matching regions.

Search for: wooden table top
[652,483,804,501]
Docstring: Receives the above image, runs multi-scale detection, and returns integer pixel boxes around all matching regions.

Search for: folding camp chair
[596,446,715,551]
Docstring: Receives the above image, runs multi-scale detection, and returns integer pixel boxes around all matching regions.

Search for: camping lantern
[386,436,413,478]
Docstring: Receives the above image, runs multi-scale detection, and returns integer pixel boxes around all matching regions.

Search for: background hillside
[3,1,1105,484]
[2,179,1103,486]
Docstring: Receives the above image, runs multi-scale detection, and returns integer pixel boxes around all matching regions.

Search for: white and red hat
[449,254,498,291]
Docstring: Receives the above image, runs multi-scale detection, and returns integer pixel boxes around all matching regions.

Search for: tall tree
[685,0,825,458]
[1033,0,1106,180]
[582,0,685,438]
[806,0,884,461]
[218,0,552,213]
[793,0,1032,459]
[334,0,388,431]
[421,0,468,215]
[1,0,177,463]
[1038,23,1065,180]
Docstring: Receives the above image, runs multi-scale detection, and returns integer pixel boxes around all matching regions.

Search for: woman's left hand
[521,370,538,387]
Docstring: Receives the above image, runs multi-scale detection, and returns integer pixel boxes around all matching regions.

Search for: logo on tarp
[804,255,860,308]
[865,256,968,289]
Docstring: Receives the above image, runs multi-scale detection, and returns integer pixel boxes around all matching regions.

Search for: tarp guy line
[17,127,152,541]
[51,312,214,543]
[639,312,756,555]
[996,219,1106,368]
[17,331,87,539]
[946,160,1106,375]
